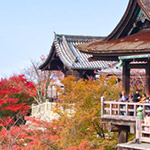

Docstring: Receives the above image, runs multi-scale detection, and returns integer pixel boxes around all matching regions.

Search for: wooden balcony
[101,97,150,134]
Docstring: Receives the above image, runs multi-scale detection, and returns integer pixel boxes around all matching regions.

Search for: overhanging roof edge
[53,36,74,69]
[119,54,150,60]
[39,43,55,70]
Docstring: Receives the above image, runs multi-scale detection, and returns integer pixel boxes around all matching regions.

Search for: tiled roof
[39,34,118,70]
[77,32,150,55]
[77,0,150,60]
[105,0,150,41]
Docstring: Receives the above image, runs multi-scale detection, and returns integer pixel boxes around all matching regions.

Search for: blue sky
[0,0,129,78]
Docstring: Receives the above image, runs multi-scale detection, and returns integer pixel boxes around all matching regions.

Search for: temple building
[74,0,150,147]
[39,0,150,147]
[39,34,117,79]
[77,0,150,96]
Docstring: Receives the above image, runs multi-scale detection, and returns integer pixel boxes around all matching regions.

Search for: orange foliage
[54,75,120,149]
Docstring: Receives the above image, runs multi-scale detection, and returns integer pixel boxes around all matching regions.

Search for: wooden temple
[76,0,150,148]
[39,0,150,148]
[39,34,117,79]
[77,0,150,96]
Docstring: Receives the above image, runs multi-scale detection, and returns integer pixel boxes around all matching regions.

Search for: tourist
[119,91,128,102]
[119,91,128,115]
[138,93,150,110]
[132,90,141,102]
[139,93,147,103]
[128,94,133,102]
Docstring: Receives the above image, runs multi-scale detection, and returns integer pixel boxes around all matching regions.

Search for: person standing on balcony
[139,93,147,103]
[119,91,128,102]
[119,91,128,115]
[128,94,133,102]
[132,90,141,102]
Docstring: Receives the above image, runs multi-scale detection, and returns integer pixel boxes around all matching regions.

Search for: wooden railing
[31,102,74,117]
[32,102,56,116]
[140,123,150,143]
[101,97,150,118]
[101,97,150,143]
[136,119,150,143]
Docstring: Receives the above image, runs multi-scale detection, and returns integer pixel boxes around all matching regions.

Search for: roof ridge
[55,33,104,39]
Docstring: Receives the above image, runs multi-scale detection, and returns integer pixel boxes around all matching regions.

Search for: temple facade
[39,34,117,79]
[39,0,150,147]
[76,0,150,147]
[77,0,150,96]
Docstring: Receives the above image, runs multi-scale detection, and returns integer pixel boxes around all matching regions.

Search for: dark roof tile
[39,34,117,70]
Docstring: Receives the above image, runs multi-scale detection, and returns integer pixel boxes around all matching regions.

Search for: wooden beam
[128,64,147,69]
[122,62,130,95]
[145,61,150,97]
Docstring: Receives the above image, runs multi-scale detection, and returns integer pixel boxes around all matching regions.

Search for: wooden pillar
[146,61,150,97]
[122,62,130,95]
[118,129,128,143]
[62,68,68,77]
[136,119,142,143]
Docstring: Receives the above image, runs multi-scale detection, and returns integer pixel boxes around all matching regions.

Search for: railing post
[101,96,105,116]
[45,101,49,113]
[134,104,137,117]
[118,104,120,115]
[46,99,49,110]
[110,103,112,115]
[136,106,143,143]
[143,105,145,116]
[126,103,128,116]
[32,104,34,116]
[38,103,41,113]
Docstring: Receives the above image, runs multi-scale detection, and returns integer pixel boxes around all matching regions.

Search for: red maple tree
[0,74,36,127]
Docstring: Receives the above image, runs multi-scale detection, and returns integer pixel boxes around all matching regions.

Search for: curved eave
[80,48,150,56]
[78,31,150,57]
[39,43,55,70]
[104,0,138,41]
[53,38,73,69]
[104,0,150,41]
[81,48,150,54]
[80,48,150,61]
[39,34,118,71]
